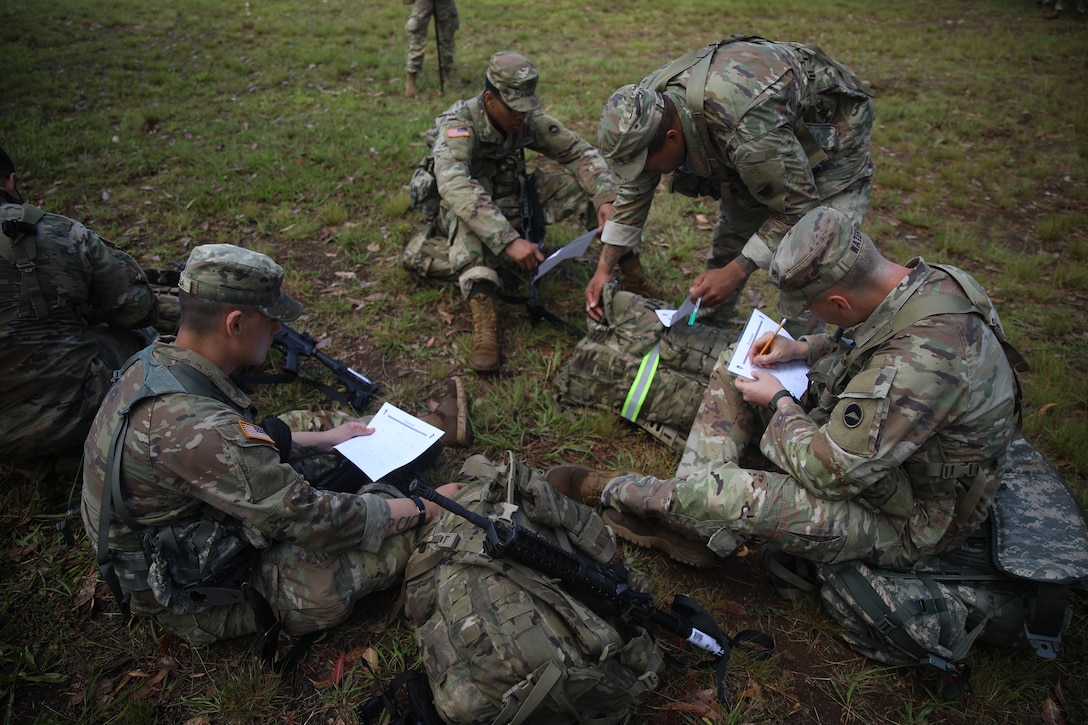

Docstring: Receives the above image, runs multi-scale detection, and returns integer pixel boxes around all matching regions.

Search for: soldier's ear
[1,172,16,196]
[224,308,247,339]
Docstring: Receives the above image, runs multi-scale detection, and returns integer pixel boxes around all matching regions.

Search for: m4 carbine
[408,480,772,701]
[272,324,379,413]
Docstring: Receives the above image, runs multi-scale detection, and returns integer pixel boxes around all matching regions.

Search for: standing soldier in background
[404,0,459,97]
[590,35,875,334]
[0,146,158,465]
[403,51,660,372]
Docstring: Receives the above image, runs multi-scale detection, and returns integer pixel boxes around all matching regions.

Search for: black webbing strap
[0,204,50,320]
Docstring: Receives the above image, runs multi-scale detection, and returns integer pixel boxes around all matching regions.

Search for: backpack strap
[0,203,51,320]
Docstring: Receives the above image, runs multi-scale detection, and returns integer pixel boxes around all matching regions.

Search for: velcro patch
[239,420,275,443]
[446,126,471,138]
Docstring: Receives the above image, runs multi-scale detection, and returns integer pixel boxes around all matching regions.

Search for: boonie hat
[486,51,541,113]
[597,85,665,184]
[770,207,870,317]
[179,243,303,322]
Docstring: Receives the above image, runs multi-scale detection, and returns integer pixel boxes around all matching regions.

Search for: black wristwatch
[410,495,427,533]
[768,389,793,412]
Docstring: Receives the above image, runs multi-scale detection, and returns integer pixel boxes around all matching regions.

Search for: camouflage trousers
[154,409,412,645]
[601,347,916,567]
[704,175,872,337]
[403,169,593,298]
[405,0,458,74]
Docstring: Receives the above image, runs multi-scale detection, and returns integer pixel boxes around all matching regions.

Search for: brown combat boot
[544,465,631,506]
[405,72,418,98]
[602,510,718,568]
[468,294,501,372]
[421,376,473,447]
[617,252,666,301]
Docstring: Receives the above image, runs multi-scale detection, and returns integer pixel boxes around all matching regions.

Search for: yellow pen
[758,318,786,356]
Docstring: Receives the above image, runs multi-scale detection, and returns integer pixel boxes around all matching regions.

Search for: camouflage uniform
[81,245,413,645]
[597,36,875,321]
[405,0,458,76]
[403,53,615,297]
[0,202,157,459]
[603,209,1017,569]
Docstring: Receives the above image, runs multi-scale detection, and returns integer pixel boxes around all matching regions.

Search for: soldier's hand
[504,237,545,275]
[749,334,809,367]
[585,269,612,322]
[690,260,750,306]
[734,370,787,408]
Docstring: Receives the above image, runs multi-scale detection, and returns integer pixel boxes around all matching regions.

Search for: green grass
[2,0,1087,722]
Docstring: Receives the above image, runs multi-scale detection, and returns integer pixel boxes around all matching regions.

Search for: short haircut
[0,147,15,178]
[178,290,259,336]
[645,94,678,158]
[819,232,883,301]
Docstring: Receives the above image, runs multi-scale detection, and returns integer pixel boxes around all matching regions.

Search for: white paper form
[333,402,443,482]
[654,295,700,328]
[533,227,599,279]
[727,309,811,399]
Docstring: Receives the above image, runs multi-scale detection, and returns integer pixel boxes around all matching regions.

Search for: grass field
[1,0,1087,722]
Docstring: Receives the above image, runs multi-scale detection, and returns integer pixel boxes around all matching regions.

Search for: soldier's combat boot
[421,376,473,447]
[617,252,666,301]
[544,466,632,506]
[405,72,418,98]
[468,290,501,372]
[602,510,718,568]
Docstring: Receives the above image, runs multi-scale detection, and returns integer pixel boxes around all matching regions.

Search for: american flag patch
[446,126,471,138]
[239,420,275,443]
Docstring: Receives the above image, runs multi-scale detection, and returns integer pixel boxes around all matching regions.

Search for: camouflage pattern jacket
[430,94,615,255]
[763,259,1018,557]
[0,202,157,457]
[80,340,390,615]
[602,38,875,266]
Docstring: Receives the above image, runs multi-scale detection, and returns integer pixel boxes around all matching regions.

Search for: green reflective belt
[621,342,661,422]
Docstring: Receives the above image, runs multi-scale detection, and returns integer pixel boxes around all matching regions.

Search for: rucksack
[553,286,736,450]
[403,454,665,724]
[777,436,1088,698]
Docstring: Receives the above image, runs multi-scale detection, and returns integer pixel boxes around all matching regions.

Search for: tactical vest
[404,454,664,724]
[554,286,736,450]
[807,263,1028,541]
[94,347,259,615]
[0,203,55,322]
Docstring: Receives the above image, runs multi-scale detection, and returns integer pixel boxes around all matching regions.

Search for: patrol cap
[597,85,665,184]
[770,207,870,317]
[179,243,303,322]
[486,51,541,113]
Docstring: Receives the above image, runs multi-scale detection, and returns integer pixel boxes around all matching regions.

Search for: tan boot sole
[603,510,718,568]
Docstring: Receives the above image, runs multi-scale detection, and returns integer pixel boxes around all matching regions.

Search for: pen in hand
[687,297,702,326]
[758,318,786,356]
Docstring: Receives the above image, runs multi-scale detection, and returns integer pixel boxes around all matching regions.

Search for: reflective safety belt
[621,342,661,422]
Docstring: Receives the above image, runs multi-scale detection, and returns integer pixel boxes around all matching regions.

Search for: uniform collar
[845,257,931,350]
[152,338,254,411]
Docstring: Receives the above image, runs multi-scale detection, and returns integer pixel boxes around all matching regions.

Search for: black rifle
[270,324,379,413]
[522,172,548,323]
[409,480,772,701]
[434,10,444,93]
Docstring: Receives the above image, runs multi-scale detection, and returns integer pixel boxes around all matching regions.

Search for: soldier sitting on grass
[82,243,462,647]
[550,207,1020,570]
